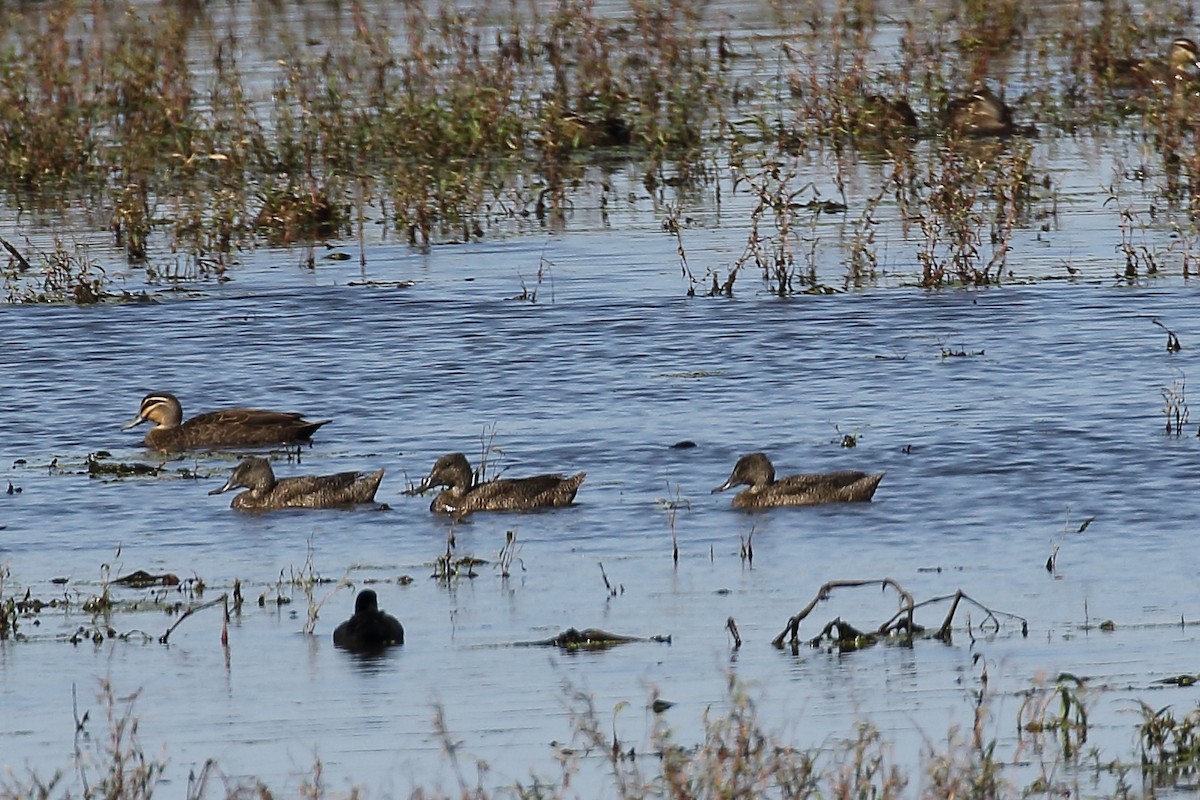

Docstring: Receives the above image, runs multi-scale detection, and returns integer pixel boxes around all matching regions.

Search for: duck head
[123,392,183,431]
[1169,37,1200,72]
[712,452,775,493]
[409,452,474,494]
[209,457,276,496]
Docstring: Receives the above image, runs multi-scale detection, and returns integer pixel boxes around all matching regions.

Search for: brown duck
[333,589,404,652]
[123,391,329,451]
[209,457,384,511]
[712,452,884,510]
[1101,37,1200,89]
[945,86,1030,137]
[409,452,585,514]
[853,94,918,137]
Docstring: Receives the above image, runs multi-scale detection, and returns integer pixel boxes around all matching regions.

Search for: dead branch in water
[159,594,228,644]
[771,579,1027,651]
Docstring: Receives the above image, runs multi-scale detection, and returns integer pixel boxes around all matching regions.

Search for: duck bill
[208,479,236,496]
[121,413,147,431]
[711,477,736,494]
[402,475,435,496]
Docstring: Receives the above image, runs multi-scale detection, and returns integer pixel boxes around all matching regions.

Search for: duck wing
[454,472,586,512]
[765,471,884,504]
[273,469,384,508]
[187,408,307,426]
[185,408,330,443]
[774,470,876,491]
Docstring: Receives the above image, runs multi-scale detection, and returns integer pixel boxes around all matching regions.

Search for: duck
[208,456,385,511]
[712,452,884,510]
[1101,37,1200,89]
[945,86,1028,137]
[332,589,404,652]
[852,94,918,137]
[123,391,330,451]
[408,452,585,514]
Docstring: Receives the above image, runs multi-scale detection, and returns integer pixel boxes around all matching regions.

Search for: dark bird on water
[332,590,405,652]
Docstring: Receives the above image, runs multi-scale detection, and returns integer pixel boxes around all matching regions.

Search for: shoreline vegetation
[3,668,1198,799]
[2,0,1200,301]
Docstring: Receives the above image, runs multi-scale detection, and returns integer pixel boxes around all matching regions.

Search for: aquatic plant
[1137,695,1200,784]
[2,0,1200,294]
[772,578,1029,651]
[2,237,107,305]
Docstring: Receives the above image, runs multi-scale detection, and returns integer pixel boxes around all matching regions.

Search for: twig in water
[1047,511,1096,572]
[726,616,742,649]
[497,530,521,578]
[740,527,754,566]
[159,594,229,644]
[598,562,621,598]
[772,578,1028,649]
[1153,318,1182,352]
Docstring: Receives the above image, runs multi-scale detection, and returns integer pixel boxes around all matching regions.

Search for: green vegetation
[0,0,1198,295]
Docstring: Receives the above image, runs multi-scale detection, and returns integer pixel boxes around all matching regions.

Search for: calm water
[5,1,1200,797]
[5,255,1200,795]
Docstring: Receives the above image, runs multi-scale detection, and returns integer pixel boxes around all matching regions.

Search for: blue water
[5,255,1200,794]
[5,0,1200,796]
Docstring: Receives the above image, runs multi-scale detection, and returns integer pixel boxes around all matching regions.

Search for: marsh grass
[2,237,108,304]
[0,670,1151,800]
[2,0,1200,300]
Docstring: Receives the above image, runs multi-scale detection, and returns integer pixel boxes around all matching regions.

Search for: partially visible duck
[123,391,329,451]
[409,452,585,515]
[208,457,384,511]
[1101,37,1200,89]
[332,589,404,652]
[853,94,919,137]
[712,452,884,510]
[945,86,1030,137]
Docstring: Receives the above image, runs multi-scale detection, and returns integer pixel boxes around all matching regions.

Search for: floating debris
[515,627,671,651]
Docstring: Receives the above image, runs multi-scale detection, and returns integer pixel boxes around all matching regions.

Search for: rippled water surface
[7,255,1200,794]
[6,1,1200,797]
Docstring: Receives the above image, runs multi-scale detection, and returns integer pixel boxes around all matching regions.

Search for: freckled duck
[332,589,404,652]
[945,86,1030,137]
[208,456,384,511]
[854,94,918,136]
[123,391,330,451]
[712,452,884,510]
[409,452,585,515]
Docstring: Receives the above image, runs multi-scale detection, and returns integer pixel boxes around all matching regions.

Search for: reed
[2,0,1200,300]
[0,671,1134,799]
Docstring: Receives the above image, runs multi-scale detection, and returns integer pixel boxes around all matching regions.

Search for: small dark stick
[726,617,742,649]
[1152,318,1182,351]
[598,562,618,597]
[159,594,229,644]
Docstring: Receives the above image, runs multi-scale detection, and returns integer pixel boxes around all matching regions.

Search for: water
[5,1,1200,796]
[5,259,1200,795]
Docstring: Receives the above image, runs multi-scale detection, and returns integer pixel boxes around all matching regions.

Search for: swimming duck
[852,94,918,137]
[1102,37,1200,89]
[332,589,404,652]
[208,456,384,510]
[123,391,330,451]
[945,86,1027,137]
[712,452,884,510]
[409,452,585,514]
